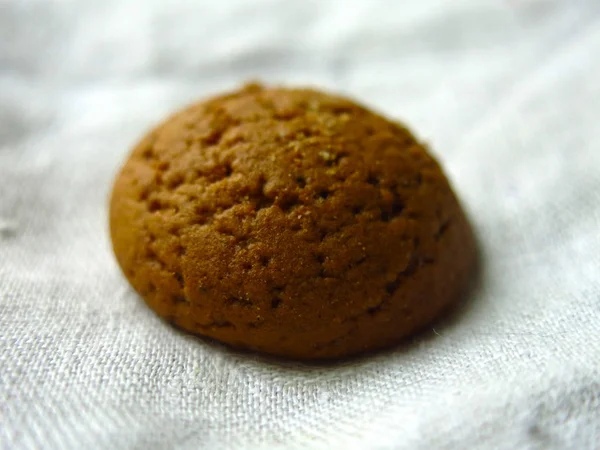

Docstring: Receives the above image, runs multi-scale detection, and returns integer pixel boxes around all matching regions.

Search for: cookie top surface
[110,84,476,359]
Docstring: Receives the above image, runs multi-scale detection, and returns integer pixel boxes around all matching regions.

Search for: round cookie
[110,83,476,360]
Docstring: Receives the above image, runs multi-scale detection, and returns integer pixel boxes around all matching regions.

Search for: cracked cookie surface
[109,83,476,360]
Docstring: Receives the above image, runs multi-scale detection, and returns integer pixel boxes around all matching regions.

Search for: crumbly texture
[109,83,476,360]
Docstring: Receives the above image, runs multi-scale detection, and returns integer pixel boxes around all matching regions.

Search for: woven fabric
[1,0,599,448]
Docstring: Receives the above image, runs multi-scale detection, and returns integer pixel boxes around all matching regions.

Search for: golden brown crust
[109,83,476,360]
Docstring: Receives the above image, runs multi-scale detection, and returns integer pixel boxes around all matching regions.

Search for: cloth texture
[1,0,599,448]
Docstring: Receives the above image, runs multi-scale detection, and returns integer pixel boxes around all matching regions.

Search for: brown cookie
[110,83,476,360]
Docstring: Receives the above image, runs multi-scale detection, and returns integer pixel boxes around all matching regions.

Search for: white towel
[1,0,599,448]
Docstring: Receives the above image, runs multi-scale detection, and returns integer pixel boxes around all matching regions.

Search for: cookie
[109,83,476,360]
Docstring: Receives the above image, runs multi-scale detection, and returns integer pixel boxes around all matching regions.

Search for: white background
[1,0,599,448]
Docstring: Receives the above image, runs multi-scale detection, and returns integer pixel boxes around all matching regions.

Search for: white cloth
[1,0,599,448]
